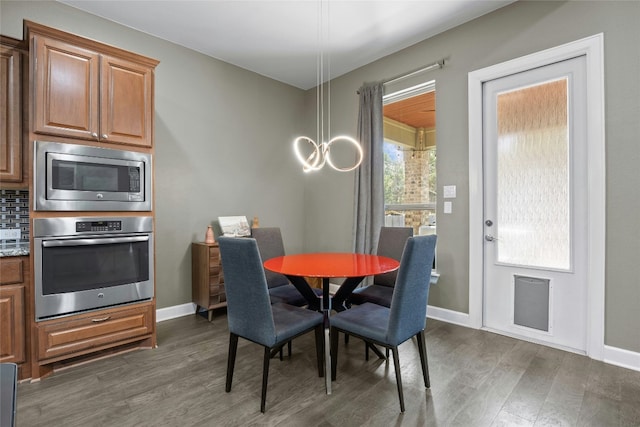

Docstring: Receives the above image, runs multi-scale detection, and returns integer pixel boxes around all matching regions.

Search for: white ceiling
[58,0,514,90]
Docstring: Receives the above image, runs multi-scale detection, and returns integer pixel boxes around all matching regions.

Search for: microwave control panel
[76,220,122,233]
[128,167,141,192]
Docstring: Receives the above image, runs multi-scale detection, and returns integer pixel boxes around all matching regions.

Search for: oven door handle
[41,235,149,247]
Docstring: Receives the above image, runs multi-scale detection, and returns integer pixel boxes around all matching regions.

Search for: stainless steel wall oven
[33,216,154,321]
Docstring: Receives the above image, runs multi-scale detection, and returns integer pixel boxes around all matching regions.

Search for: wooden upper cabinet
[27,21,158,148]
[0,36,24,183]
[101,55,153,147]
[33,35,100,141]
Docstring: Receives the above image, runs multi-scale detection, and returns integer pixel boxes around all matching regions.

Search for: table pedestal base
[274,258,398,396]
[324,327,331,394]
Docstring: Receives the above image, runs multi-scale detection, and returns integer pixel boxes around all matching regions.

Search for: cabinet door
[0,285,26,364]
[32,35,100,140]
[0,43,22,182]
[101,55,153,147]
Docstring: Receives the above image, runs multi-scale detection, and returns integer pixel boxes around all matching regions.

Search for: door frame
[468,34,605,360]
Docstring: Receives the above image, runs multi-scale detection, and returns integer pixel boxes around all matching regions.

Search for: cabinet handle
[91,316,111,323]
[102,134,108,139]
[91,132,98,139]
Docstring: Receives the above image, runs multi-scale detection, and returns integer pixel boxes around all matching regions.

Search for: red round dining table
[264,252,399,312]
[263,252,399,279]
[264,252,399,395]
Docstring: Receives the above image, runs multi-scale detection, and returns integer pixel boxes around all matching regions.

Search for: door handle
[42,235,149,247]
[485,235,497,242]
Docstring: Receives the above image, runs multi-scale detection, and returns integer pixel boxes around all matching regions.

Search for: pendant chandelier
[293,0,363,173]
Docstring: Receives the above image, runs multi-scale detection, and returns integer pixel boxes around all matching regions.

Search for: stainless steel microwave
[34,141,152,211]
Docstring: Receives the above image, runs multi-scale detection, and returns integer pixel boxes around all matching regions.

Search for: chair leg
[225,333,239,392]
[261,346,271,413]
[364,342,386,360]
[276,341,291,360]
[416,330,430,388]
[391,347,405,412]
[330,327,339,381]
[314,325,324,377]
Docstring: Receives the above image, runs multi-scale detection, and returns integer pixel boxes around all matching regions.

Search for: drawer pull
[91,316,111,323]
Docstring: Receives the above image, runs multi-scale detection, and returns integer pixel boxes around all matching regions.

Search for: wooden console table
[191,242,226,321]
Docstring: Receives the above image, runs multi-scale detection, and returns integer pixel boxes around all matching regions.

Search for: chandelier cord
[326,0,331,143]
[316,0,321,146]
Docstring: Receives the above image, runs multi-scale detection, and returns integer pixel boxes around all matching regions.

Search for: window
[383,82,437,237]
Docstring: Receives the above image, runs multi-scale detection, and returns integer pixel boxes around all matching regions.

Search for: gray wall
[0,1,308,309]
[2,1,639,353]
[304,0,640,353]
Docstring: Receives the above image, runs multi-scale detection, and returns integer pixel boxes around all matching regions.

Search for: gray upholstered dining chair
[345,226,413,358]
[329,234,437,412]
[253,227,323,359]
[252,227,322,307]
[217,237,324,413]
[347,226,413,308]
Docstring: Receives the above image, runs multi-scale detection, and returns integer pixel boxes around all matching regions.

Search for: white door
[482,56,588,353]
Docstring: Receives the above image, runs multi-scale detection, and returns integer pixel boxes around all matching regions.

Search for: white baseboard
[603,345,640,372]
[156,302,196,322]
[427,305,471,328]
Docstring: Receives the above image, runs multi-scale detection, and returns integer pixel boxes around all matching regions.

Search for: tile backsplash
[1,189,29,249]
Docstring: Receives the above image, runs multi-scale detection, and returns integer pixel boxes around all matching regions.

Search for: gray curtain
[353,83,384,254]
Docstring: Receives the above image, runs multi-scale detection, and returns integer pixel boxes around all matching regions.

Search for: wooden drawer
[37,303,153,363]
[208,246,220,259]
[209,284,226,302]
[0,258,23,285]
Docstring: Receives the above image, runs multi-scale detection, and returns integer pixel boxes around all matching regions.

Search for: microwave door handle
[42,236,149,247]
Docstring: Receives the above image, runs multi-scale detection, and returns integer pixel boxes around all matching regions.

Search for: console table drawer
[37,303,153,362]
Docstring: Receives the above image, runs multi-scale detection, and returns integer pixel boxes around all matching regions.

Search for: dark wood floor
[16,313,640,426]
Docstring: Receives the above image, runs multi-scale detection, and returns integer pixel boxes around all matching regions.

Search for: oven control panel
[75,220,122,233]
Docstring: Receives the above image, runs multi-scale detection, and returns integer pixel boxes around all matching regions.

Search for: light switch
[443,185,456,198]
[444,201,452,214]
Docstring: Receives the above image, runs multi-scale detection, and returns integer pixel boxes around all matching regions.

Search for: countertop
[0,247,29,257]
